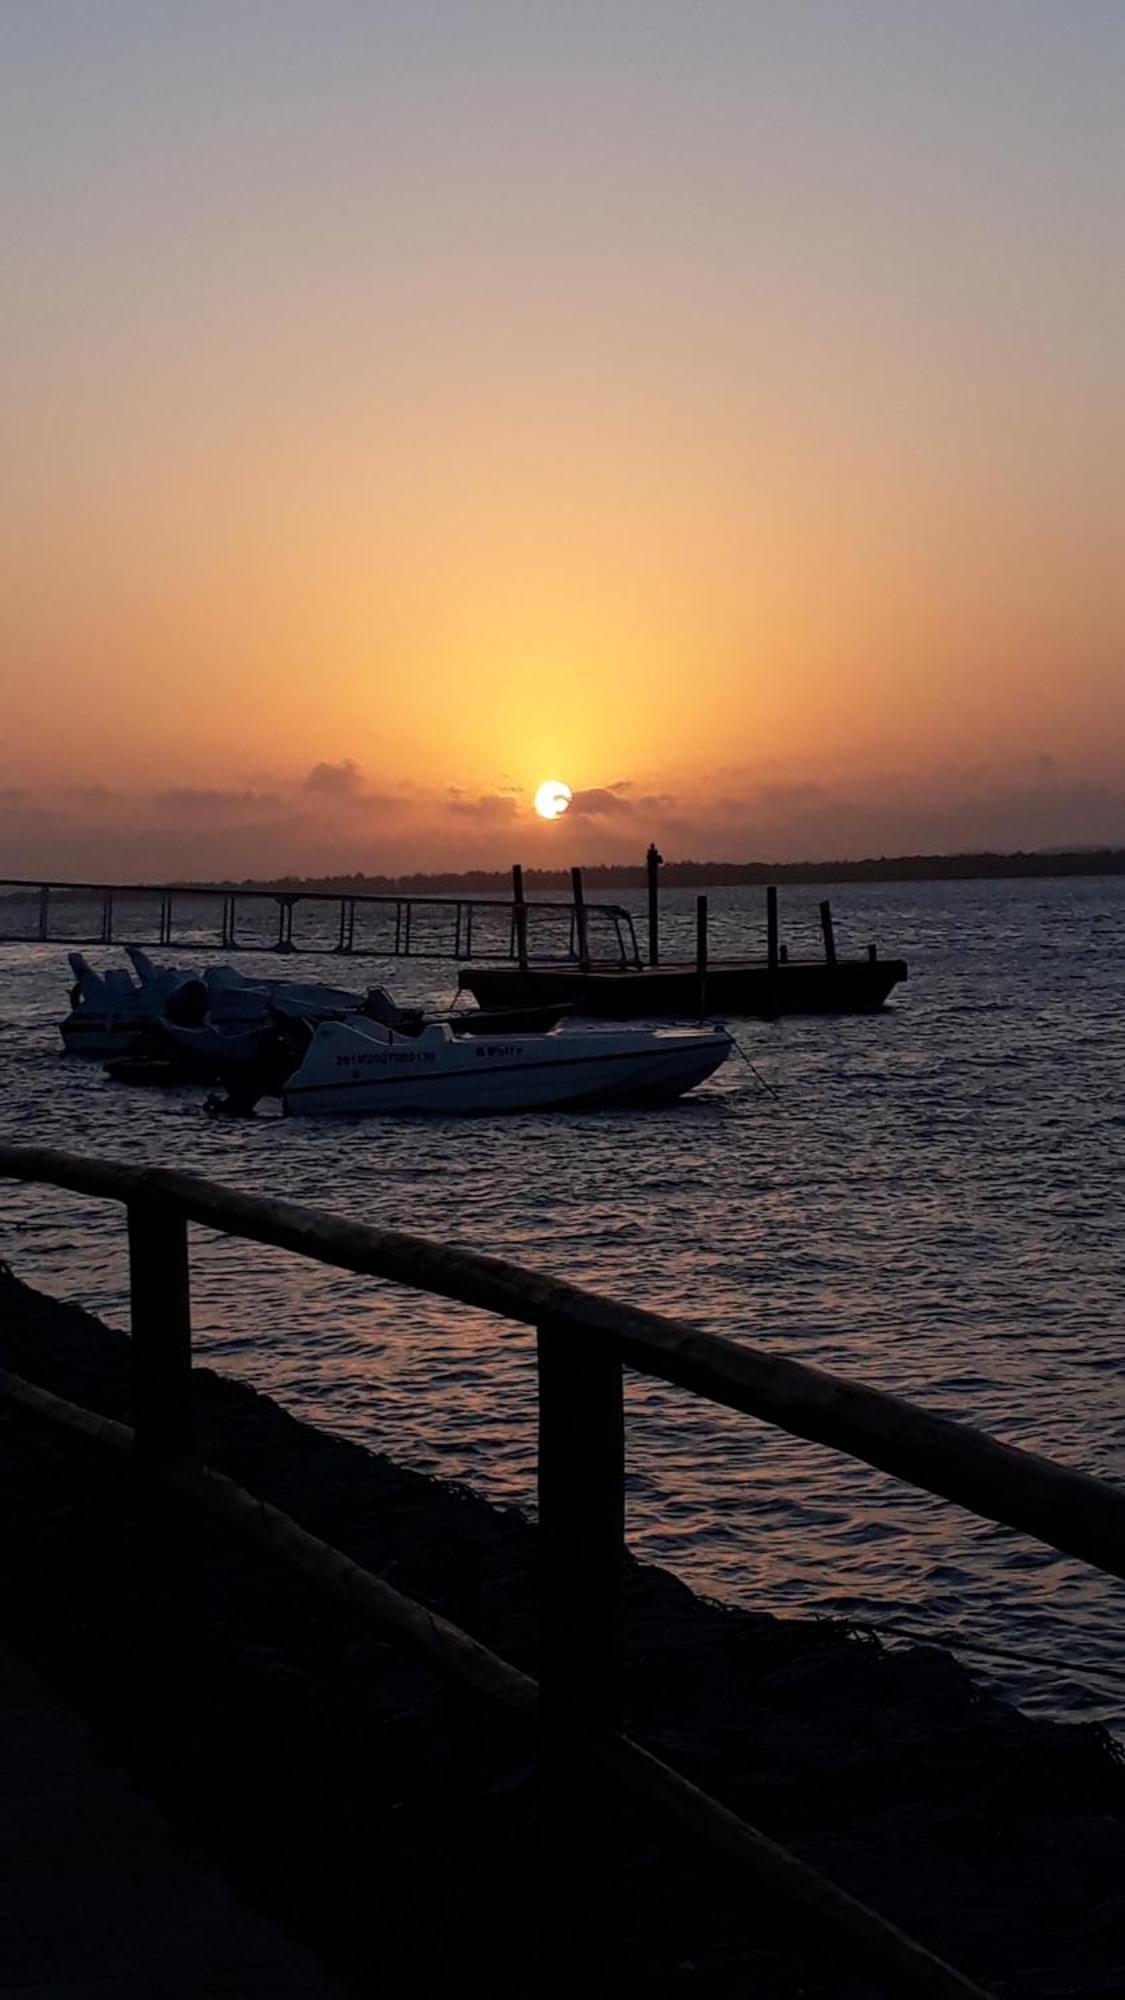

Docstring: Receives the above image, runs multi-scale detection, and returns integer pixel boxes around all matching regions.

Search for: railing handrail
[0,875,634,918]
[3,1141,1124,1589]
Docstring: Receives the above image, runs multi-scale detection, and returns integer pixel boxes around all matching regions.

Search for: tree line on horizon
[207,847,1125,896]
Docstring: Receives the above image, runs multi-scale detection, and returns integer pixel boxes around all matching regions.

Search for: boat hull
[459,957,907,1020]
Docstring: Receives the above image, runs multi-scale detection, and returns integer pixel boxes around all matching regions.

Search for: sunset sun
[534,779,572,821]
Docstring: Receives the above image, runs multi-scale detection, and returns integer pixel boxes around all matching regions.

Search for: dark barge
[460,950,906,1019]
[463,861,907,1019]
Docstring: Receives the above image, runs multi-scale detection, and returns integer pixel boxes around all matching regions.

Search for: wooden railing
[4,1146,1125,1995]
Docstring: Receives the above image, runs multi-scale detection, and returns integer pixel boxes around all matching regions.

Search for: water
[1,878,1123,1728]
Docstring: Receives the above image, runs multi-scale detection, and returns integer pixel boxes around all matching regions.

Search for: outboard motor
[163,978,209,1027]
[361,986,400,1026]
[361,986,426,1036]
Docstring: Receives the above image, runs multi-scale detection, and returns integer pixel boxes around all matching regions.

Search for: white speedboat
[282,1015,731,1117]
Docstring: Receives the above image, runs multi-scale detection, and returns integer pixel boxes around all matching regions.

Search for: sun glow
[534,778,573,821]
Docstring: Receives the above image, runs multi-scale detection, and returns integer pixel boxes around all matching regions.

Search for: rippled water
[1,879,1123,1727]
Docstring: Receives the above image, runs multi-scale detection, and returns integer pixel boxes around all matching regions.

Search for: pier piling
[512,864,529,971]
[819,899,837,966]
[696,894,709,1014]
[646,844,662,967]
[766,885,779,972]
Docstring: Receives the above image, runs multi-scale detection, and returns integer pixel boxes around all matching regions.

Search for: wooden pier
[7,1145,1125,1990]
[0,858,907,1014]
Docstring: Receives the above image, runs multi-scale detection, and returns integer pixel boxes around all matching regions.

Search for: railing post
[537,1318,624,1965]
[128,1194,192,1459]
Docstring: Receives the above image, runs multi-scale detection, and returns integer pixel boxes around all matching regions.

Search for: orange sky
[2,3,1122,878]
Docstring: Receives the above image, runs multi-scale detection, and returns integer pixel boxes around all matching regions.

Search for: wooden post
[128,1195,192,1460]
[536,1319,624,1966]
[819,899,837,966]
[571,866,590,971]
[766,885,779,972]
[646,843,662,967]
[38,885,49,941]
[696,894,708,1014]
[512,863,529,971]
[696,894,709,976]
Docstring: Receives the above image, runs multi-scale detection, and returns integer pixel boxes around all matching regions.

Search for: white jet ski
[60,952,202,1056]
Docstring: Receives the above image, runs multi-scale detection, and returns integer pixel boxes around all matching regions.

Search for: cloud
[448,792,519,821]
[303,758,365,799]
[0,788,52,826]
[5,753,1123,882]
[64,784,120,804]
[154,788,282,815]
[569,784,634,817]
[300,760,409,812]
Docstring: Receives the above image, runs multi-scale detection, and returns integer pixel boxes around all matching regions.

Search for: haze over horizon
[3,2,1122,881]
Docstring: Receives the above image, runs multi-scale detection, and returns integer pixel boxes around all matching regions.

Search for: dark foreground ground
[1,1267,1124,1998]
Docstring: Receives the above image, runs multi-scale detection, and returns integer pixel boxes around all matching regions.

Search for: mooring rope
[726,1031,784,1100]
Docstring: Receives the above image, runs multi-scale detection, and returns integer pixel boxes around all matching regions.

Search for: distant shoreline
[213,846,1125,895]
[3,846,1125,899]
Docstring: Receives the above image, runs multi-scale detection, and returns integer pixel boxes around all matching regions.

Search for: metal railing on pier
[6,1145,1125,1993]
[0,876,641,966]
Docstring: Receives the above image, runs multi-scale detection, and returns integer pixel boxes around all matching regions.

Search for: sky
[2,0,1123,879]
